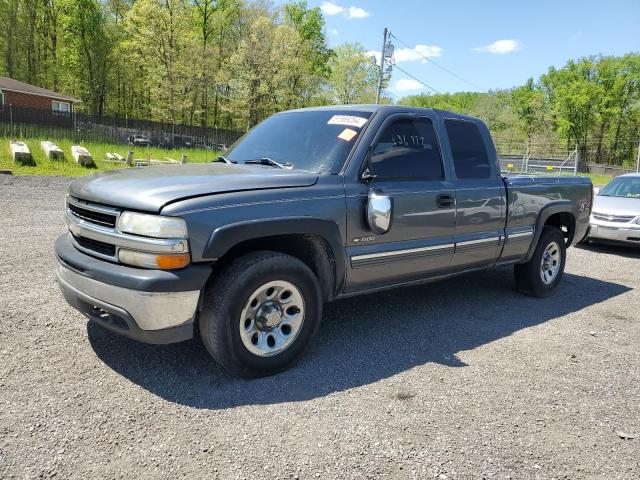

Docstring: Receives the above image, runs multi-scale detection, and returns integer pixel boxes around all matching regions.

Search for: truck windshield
[225,110,372,173]
[599,176,640,198]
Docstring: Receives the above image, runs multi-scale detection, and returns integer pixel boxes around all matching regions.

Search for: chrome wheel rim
[239,280,305,357]
[540,241,561,285]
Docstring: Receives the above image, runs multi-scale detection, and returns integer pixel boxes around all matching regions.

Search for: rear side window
[370,118,444,180]
[444,119,491,179]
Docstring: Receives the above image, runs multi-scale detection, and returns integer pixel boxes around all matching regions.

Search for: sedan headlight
[118,212,187,238]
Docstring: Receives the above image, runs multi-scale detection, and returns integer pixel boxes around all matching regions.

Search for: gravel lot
[1,175,639,479]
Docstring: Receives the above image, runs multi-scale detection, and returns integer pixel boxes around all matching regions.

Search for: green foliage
[510,78,545,145]
[327,42,378,104]
[0,0,346,131]
[400,90,520,147]
[401,54,640,165]
[0,1,637,165]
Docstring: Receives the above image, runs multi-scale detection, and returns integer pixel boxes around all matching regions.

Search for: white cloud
[473,39,521,54]
[347,6,369,18]
[321,2,344,16]
[329,28,339,36]
[321,2,370,19]
[367,44,442,65]
[395,79,424,92]
[394,44,442,63]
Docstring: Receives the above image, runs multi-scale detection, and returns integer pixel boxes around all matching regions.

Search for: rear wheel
[514,226,566,297]
[199,251,322,377]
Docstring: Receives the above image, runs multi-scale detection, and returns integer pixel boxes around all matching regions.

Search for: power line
[393,63,470,111]
[389,33,482,90]
[392,63,443,95]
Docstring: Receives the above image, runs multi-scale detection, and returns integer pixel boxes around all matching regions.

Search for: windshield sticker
[328,115,368,128]
[337,128,358,142]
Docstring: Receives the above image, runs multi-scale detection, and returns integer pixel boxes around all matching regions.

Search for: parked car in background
[587,173,640,246]
[55,105,592,377]
[209,142,228,151]
[150,134,173,149]
[128,134,152,147]
[151,134,194,149]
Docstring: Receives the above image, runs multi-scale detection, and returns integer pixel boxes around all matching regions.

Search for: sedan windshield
[599,176,640,198]
[225,110,372,173]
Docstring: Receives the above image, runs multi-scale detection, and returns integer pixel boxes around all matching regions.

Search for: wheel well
[544,212,576,245]
[212,234,337,301]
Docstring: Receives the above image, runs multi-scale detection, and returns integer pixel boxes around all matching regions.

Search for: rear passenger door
[345,113,456,292]
[444,118,506,269]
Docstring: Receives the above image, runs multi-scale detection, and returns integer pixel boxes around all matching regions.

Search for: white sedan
[588,173,640,246]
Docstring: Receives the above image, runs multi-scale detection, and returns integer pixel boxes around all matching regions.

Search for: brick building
[0,76,79,115]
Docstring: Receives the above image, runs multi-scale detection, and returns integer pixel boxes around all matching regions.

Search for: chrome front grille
[68,202,117,228]
[66,196,122,260]
[65,195,189,262]
[71,233,116,257]
[592,212,636,223]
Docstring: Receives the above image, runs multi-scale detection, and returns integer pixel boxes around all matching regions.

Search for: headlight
[118,249,190,269]
[118,212,187,238]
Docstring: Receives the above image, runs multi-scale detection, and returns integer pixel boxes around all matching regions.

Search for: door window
[444,119,492,179]
[370,118,444,180]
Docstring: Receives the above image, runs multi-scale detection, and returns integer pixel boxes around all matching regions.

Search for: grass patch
[0,136,221,177]
[578,173,615,187]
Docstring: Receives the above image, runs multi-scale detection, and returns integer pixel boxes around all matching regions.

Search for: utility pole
[375,28,389,104]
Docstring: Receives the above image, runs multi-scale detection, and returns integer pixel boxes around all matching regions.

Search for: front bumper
[55,233,211,344]
[588,220,640,246]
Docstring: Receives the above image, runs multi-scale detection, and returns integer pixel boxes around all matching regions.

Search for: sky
[283,0,640,98]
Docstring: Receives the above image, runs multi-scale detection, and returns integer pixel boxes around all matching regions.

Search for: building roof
[0,76,79,103]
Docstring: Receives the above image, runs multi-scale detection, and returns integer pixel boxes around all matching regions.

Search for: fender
[523,200,578,262]
[203,217,346,294]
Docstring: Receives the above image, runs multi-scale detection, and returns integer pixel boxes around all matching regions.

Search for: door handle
[436,193,454,208]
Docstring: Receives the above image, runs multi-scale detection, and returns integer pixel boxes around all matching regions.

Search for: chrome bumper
[589,220,640,245]
[56,263,200,331]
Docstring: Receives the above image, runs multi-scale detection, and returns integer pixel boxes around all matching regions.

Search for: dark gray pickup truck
[55,105,592,376]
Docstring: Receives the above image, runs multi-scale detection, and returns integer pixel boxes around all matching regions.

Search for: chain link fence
[496,140,639,176]
[0,104,244,150]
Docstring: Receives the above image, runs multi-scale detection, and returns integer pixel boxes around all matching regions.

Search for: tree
[327,42,377,104]
[59,0,113,115]
[510,77,545,148]
[123,0,195,123]
[282,1,332,108]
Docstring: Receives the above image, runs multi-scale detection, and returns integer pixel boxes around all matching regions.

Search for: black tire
[514,226,566,298]
[199,251,322,377]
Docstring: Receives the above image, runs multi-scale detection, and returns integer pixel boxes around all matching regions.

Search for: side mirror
[367,189,393,234]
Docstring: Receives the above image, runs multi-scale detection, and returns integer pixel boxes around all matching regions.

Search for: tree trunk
[5,0,18,77]
[26,0,39,84]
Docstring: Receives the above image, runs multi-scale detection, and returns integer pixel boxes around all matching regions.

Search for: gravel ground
[1,175,639,479]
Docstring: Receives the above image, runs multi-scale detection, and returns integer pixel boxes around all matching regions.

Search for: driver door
[344,114,456,293]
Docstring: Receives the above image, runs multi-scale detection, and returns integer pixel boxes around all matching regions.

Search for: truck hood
[68,163,319,212]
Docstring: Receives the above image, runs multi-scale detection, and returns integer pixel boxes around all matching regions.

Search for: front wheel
[199,251,322,377]
[514,226,567,298]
